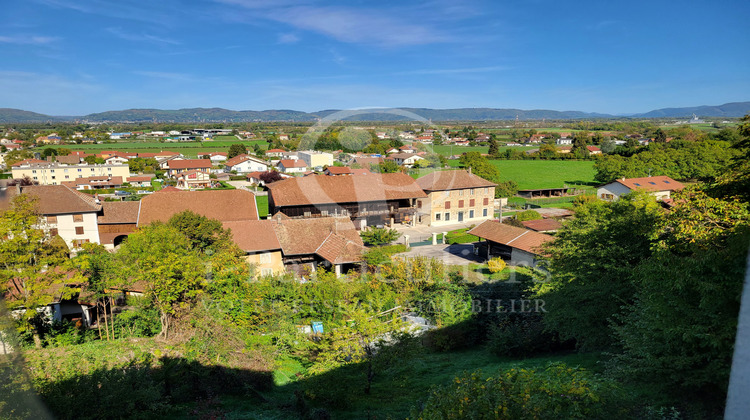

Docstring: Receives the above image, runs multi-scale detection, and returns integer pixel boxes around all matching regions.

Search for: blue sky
[2,0,749,115]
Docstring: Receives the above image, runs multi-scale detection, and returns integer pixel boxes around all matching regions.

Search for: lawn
[417,159,597,191]
[255,195,269,218]
[491,160,597,190]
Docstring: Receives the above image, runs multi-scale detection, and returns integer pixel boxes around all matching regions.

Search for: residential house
[265,148,286,158]
[324,166,352,176]
[224,154,269,173]
[176,170,212,189]
[586,145,602,155]
[385,153,425,168]
[399,145,417,154]
[277,159,307,173]
[352,156,384,168]
[556,137,573,145]
[1,185,102,249]
[197,152,228,163]
[165,159,211,178]
[267,173,427,229]
[55,155,83,165]
[104,155,130,165]
[62,175,123,190]
[597,176,684,201]
[468,220,553,267]
[222,220,285,277]
[415,170,496,226]
[298,151,334,169]
[11,161,130,186]
[126,175,153,187]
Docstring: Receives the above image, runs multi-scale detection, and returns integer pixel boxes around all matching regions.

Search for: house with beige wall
[11,160,130,186]
[416,170,496,226]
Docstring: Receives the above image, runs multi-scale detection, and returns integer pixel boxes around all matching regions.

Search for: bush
[363,244,408,266]
[487,257,506,273]
[516,209,542,221]
[411,363,630,419]
[445,227,479,244]
[360,227,401,246]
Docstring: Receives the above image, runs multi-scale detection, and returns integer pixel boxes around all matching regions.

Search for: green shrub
[411,363,630,419]
[445,227,479,244]
[516,209,542,221]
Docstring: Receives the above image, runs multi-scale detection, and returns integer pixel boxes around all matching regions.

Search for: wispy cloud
[277,33,300,44]
[217,0,450,47]
[106,27,180,45]
[395,66,509,76]
[0,35,59,45]
[132,71,196,82]
[34,0,179,26]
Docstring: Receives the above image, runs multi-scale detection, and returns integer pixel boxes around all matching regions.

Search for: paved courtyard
[394,243,485,265]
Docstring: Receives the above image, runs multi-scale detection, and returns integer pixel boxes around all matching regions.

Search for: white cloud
[106,27,180,45]
[217,1,449,47]
[277,33,300,44]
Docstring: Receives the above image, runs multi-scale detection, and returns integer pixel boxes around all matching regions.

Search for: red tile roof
[266,148,286,153]
[225,154,258,167]
[1,185,101,214]
[11,158,48,167]
[98,201,140,224]
[325,166,351,175]
[137,189,258,226]
[167,159,211,169]
[521,218,563,232]
[126,176,153,182]
[278,159,306,168]
[267,173,426,207]
[468,220,553,255]
[614,176,684,192]
[416,170,496,191]
[222,220,281,252]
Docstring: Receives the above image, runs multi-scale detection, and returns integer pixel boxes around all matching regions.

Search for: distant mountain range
[1,102,748,123]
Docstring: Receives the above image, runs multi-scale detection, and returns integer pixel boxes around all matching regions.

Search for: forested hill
[631,101,750,118]
[0,101,748,123]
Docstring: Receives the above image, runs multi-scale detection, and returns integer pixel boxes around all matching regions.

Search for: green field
[492,160,596,190]
[67,139,269,157]
[434,159,596,190]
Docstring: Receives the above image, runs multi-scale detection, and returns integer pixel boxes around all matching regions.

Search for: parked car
[114,190,131,196]
[136,190,152,195]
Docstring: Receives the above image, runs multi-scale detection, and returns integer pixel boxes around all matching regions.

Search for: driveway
[391,221,480,245]
[394,243,484,265]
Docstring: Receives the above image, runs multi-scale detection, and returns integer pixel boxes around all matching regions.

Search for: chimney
[468,167,472,175]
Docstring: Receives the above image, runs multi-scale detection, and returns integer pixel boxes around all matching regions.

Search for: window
[261,268,273,277]
[64,169,68,173]
[260,252,272,264]
[458,200,464,208]
[75,226,84,235]
[32,170,37,174]
[73,214,84,222]
[65,175,69,179]
[484,187,488,194]
[469,210,475,218]
[435,213,441,221]
[470,189,474,195]
[459,190,464,196]
[483,208,488,217]
[51,176,56,180]
[50,228,58,237]
[33,176,38,180]
[444,212,450,221]
[445,201,451,209]
[47,215,57,223]
[483,197,489,206]
[417,201,422,208]
[50,169,55,173]
[78,168,82,172]
[470,199,475,207]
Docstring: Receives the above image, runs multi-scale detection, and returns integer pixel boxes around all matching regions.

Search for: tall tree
[227,143,247,159]
[0,195,80,346]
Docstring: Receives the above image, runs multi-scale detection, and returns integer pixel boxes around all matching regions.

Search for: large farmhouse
[267,173,426,229]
